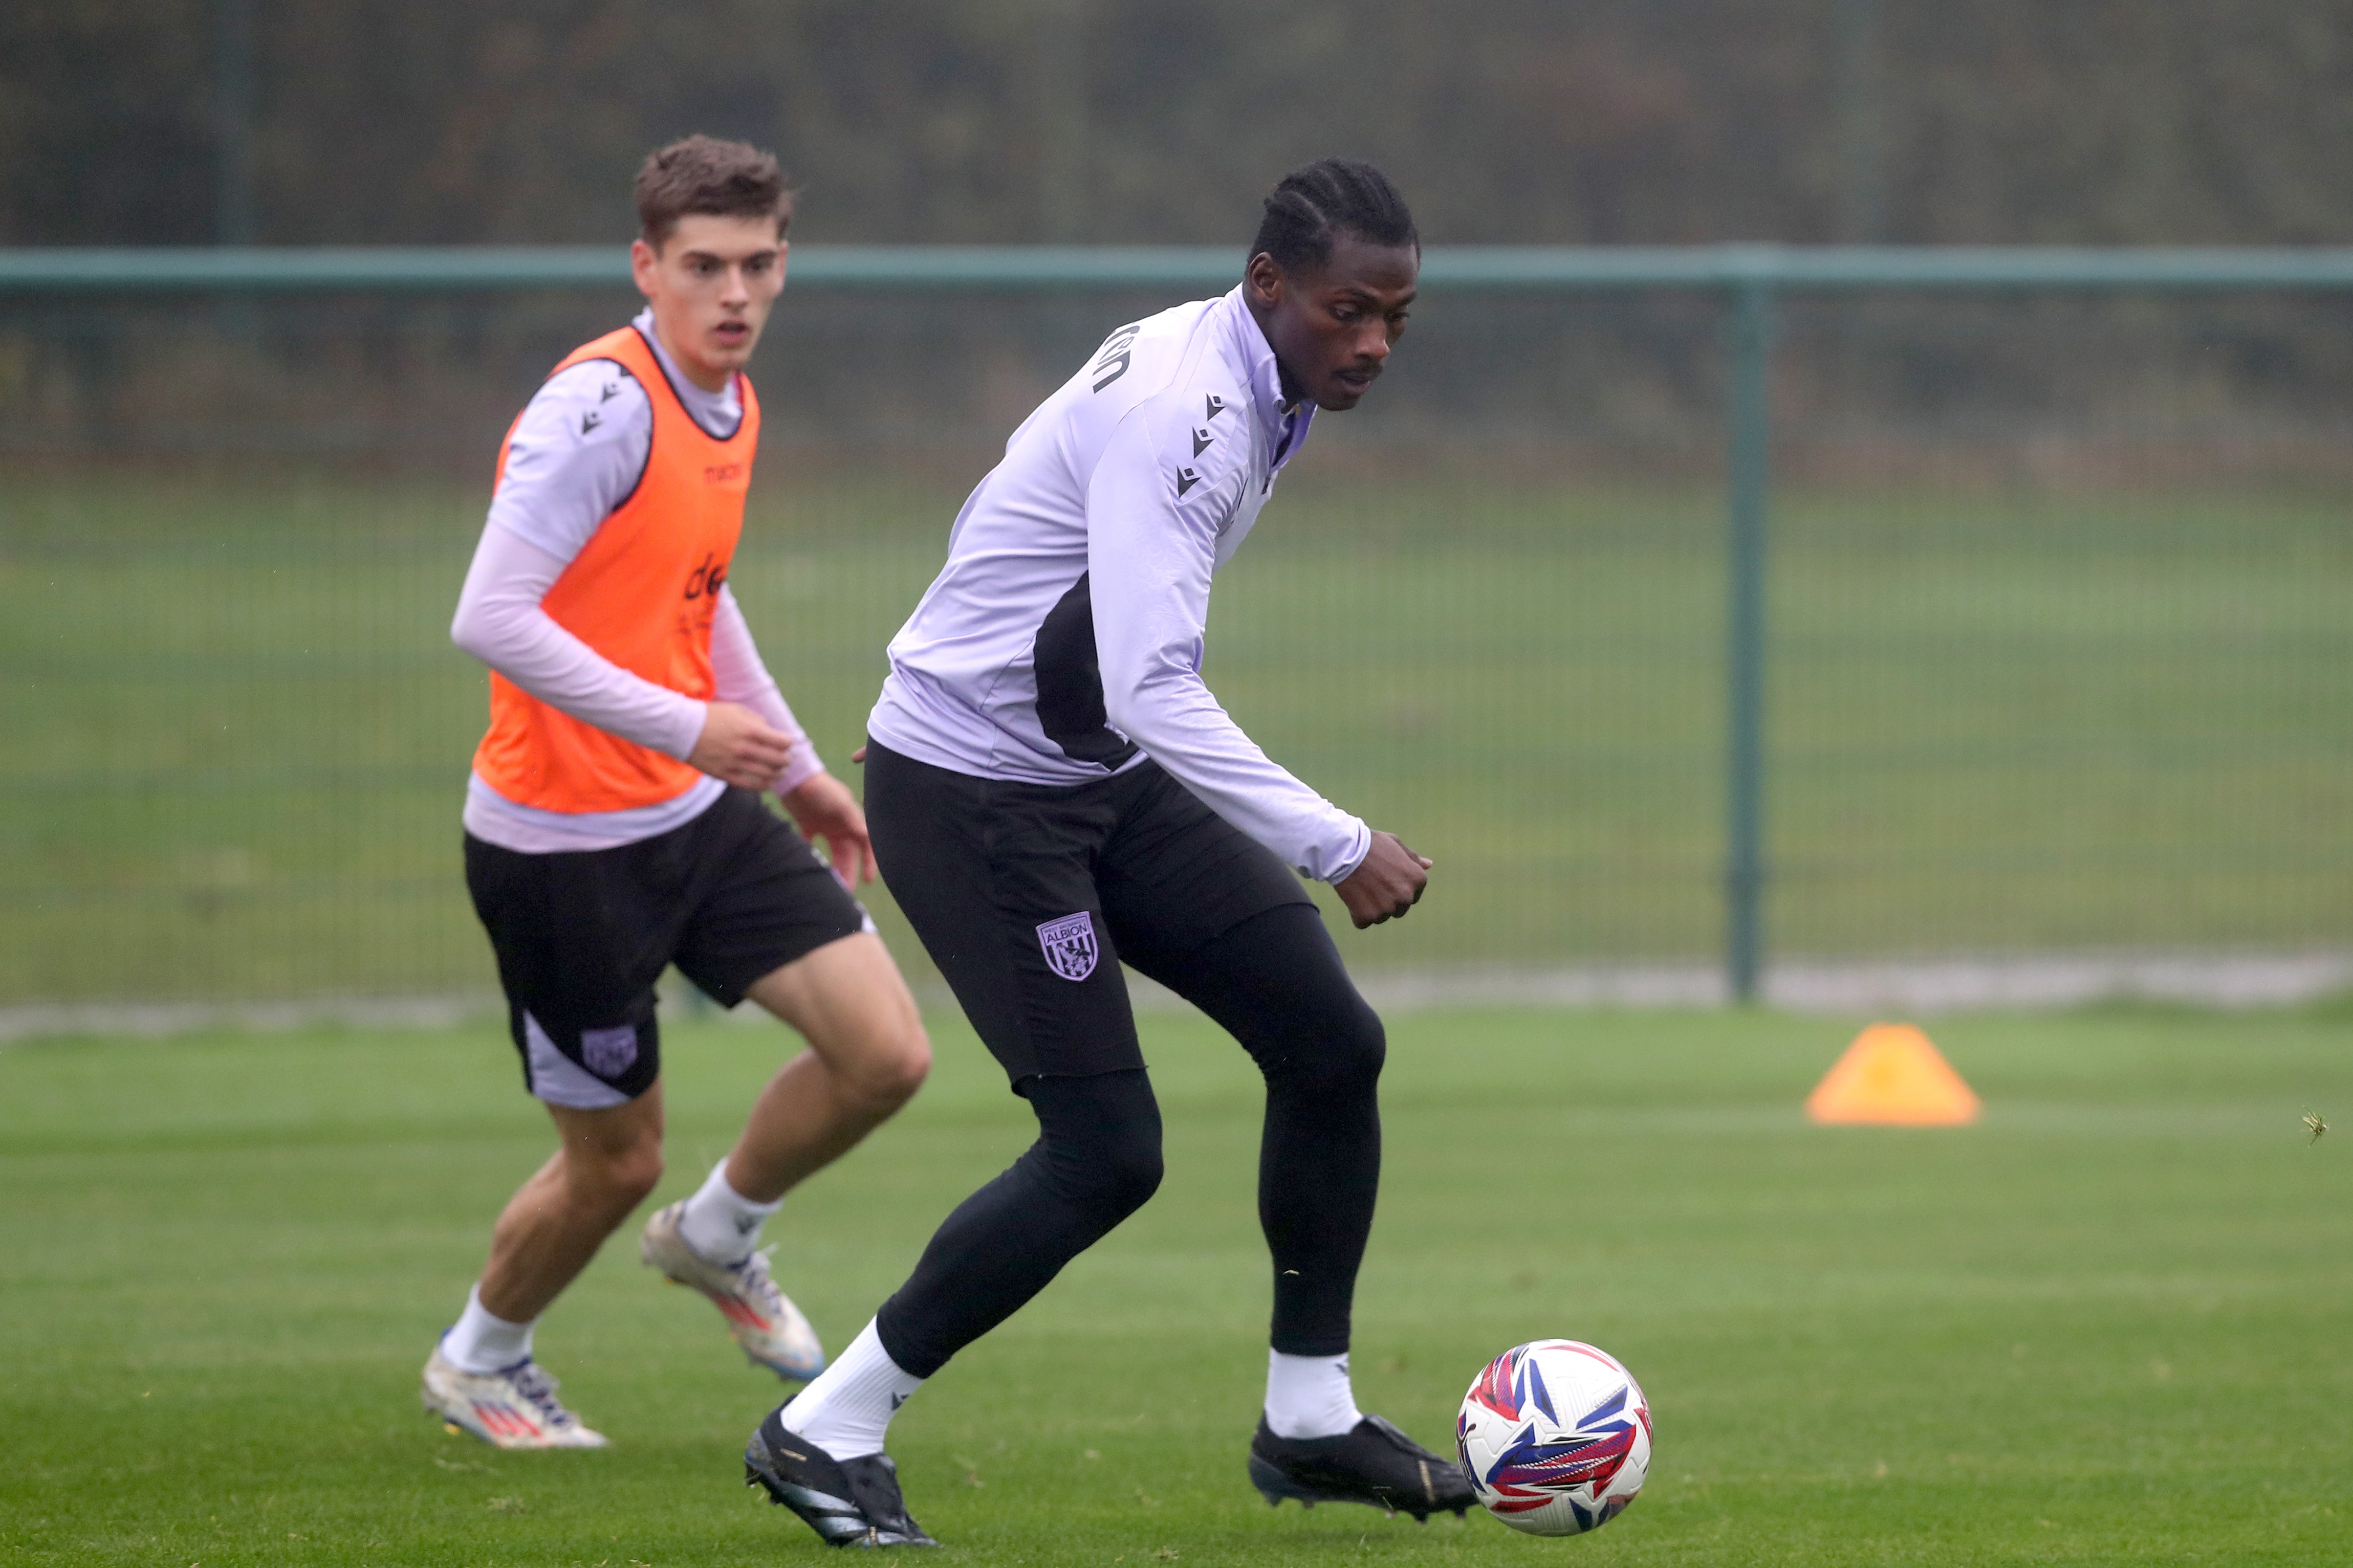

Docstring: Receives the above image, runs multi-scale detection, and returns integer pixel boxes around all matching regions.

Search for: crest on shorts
[1036,911,1099,982]
[580,1023,639,1078]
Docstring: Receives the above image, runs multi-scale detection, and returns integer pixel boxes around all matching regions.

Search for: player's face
[1247,235,1419,411]
[630,213,788,392]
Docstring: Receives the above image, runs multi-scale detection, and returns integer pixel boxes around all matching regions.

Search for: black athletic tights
[874,902,1385,1378]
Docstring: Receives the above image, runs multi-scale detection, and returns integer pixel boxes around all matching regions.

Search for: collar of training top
[1216,285,1315,471]
[629,307,745,440]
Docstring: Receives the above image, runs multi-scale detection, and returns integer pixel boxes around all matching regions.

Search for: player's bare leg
[423,1091,663,1447]
[481,1091,668,1320]
[731,931,930,1199]
[642,931,930,1379]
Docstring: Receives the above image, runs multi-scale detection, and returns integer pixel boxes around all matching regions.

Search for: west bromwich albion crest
[580,1023,640,1078]
[1036,911,1099,981]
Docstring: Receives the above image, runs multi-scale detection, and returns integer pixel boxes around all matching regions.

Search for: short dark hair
[634,135,792,249]
[1249,158,1419,275]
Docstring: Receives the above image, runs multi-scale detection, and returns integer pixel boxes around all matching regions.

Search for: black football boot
[1248,1413,1477,1521]
[744,1408,938,1548]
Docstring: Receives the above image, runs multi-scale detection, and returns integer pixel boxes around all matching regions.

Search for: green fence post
[1724,270,1775,1002]
[213,0,257,246]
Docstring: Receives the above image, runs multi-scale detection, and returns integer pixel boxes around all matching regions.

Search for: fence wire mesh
[3,272,2349,1004]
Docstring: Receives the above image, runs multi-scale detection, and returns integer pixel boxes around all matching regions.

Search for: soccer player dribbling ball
[743,159,1474,1545]
[421,137,931,1449]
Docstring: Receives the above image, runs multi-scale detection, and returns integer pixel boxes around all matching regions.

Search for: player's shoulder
[1044,295,1252,505]
[1078,296,1226,405]
[512,358,651,452]
[1124,374,1253,492]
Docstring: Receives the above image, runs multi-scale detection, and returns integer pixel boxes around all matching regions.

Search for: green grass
[4,469,2352,1000]
[3,1001,2349,1565]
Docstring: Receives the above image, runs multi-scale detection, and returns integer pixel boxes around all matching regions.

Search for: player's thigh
[1097,765,1315,977]
[740,930,928,1089]
[1141,902,1383,1088]
[670,788,871,1009]
[865,741,1141,1086]
[1096,772,1379,1073]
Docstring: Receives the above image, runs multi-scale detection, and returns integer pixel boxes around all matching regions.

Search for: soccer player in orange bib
[421,138,930,1449]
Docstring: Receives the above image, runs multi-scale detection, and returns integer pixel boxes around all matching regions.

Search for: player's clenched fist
[1335,830,1432,928]
[690,699,796,790]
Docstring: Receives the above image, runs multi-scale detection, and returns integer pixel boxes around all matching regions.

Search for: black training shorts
[863,740,1313,1088]
[464,785,869,1107]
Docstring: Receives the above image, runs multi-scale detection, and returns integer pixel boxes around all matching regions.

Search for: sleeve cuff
[775,748,826,798]
[1318,820,1374,885]
[658,698,709,762]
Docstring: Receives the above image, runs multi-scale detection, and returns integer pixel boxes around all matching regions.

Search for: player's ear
[629,238,661,297]
[1246,252,1285,309]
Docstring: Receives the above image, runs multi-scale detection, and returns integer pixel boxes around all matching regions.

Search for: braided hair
[1249,158,1419,276]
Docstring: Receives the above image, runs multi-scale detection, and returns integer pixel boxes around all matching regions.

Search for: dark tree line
[6,1,2352,248]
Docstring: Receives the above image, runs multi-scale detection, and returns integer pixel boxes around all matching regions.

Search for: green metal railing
[10,243,2353,293]
[10,242,2353,1000]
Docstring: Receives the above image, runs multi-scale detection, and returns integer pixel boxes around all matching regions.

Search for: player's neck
[649,318,732,394]
[1243,293,1307,410]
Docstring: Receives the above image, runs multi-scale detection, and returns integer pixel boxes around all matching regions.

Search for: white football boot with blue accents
[640,1200,827,1381]
[421,1344,609,1449]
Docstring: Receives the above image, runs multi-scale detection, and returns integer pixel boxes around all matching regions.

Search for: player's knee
[1090,1128,1165,1221]
[844,1021,931,1113]
[609,1147,666,1208]
[877,1022,933,1103]
[1028,1070,1164,1223]
[1269,995,1386,1098]
[1330,998,1387,1089]
[1033,1117,1163,1223]
[574,1134,664,1209]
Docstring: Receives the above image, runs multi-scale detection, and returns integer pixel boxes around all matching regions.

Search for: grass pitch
[3,1000,2348,1566]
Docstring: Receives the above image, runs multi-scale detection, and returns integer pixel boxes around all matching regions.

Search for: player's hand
[689,701,796,791]
[783,770,878,888]
[1335,831,1432,929]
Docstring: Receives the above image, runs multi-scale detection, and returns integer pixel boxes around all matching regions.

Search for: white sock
[778,1319,925,1459]
[678,1157,782,1265]
[1265,1349,1363,1439]
[443,1284,535,1374]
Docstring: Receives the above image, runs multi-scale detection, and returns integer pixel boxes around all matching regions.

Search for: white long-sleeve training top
[451,308,820,854]
[868,285,1371,884]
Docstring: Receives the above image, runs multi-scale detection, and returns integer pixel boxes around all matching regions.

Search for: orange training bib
[471,325,760,814]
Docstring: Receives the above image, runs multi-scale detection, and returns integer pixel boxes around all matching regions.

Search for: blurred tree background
[5,0,2352,250]
[6,2,2353,1004]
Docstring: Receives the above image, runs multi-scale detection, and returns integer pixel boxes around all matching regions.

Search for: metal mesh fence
[3,264,2349,1004]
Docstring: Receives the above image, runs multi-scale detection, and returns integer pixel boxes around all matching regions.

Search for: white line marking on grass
[5,948,2346,1043]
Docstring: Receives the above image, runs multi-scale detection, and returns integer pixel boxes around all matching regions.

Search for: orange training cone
[1805,1023,1980,1126]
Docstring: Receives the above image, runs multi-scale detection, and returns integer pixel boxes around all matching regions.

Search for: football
[1456,1339,1651,1536]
